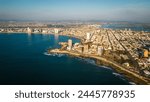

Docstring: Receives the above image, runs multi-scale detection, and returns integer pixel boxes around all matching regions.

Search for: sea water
[0,33,130,85]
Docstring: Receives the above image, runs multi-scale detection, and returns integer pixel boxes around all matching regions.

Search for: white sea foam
[75,57,113,71]
[80,59,112,70]
[44,51,113,71]
[100,65,113,70]
[129,82,136,85]
[112,72,127,81]
[113,72,123,77]
[84,58,96,65]
[76,57,96,65]
[43,52,53,56]
[43,52,66,57]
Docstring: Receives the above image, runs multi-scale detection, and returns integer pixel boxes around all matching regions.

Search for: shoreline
[0,32,83,40]
[48,49,150,85]
[0,32,83,42]
[1,32,150,84]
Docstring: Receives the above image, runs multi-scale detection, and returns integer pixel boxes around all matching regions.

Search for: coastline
[1,32,150,84]
[0,32,83,40]
[48,49,150,85]
[0,32,50,34]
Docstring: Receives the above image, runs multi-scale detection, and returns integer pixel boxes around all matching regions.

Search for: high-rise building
[42,29,47,34]
[27,27,32,34]
[67,39,72,51]
[54,28,59,34]
[83,44,89,54]
[97,46,104,56]
[86,33,91,41]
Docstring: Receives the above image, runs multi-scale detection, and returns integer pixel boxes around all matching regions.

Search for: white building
[42,30,47,34]
[86,33,91,41]
[97,46,104,56]
[67,39,72,51]
[27,27,32,34]
[54,28,59,34]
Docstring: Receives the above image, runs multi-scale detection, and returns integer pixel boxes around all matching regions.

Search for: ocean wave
[129,82,136,85]
[76,57,113,70]
[112,72,127,81]
[44,51,113,71]
[76,57,96,65]
[43,52,66,57]
[113,72,123,77]
[99,65,113,70]
[83,58,96,65]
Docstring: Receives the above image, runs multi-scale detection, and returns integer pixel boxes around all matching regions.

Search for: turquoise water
[0,33,130,85]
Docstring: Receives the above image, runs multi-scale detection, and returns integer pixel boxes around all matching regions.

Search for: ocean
[0,33,130,85]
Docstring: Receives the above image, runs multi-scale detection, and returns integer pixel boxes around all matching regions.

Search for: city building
[54,28,59,34]
[144,49,149,58]
[83,44,89,54]
[76,46,84,53]
[42,29,47,34]
[67,39,72,51]
[86,33,91,41]
[27,27,32,34]
[97,46,104,56]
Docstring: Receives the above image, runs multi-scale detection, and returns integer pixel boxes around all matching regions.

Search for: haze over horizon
[0,0,150,23]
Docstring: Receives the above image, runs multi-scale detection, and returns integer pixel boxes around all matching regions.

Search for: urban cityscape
[0,21,150,84]
[0,0,150,85]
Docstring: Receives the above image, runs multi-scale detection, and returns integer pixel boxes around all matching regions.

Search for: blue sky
[0,0,150,22]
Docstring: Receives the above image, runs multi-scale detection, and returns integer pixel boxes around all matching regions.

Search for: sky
[0,0,150,22]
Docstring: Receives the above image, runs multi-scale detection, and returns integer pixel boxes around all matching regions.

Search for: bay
[0,33,130,85]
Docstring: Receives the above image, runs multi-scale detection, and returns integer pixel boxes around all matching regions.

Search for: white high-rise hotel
[54,28,59,34]
[86,33,91,41]
[67,39,72,51]
[27,27,32,34]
